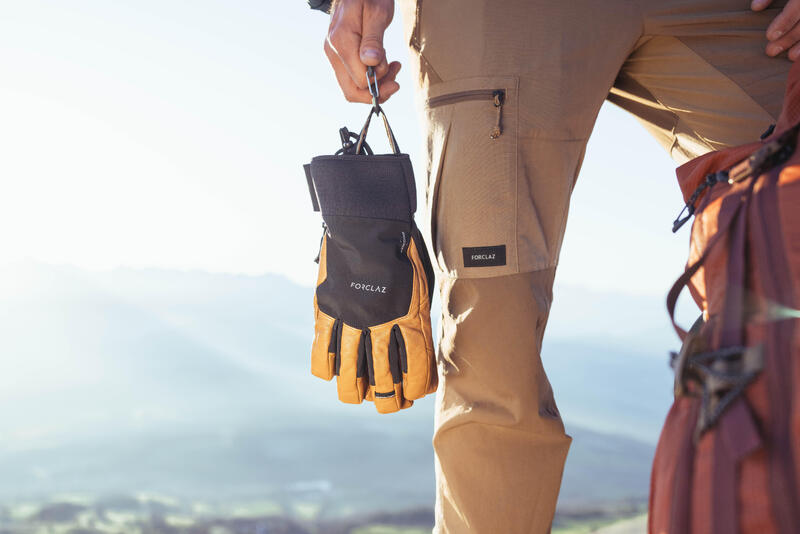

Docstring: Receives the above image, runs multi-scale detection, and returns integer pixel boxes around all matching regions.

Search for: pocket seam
[428,113,452,275]
[426,75,519,102]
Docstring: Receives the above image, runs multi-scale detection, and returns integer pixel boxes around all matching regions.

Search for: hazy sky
[1,0,693,297]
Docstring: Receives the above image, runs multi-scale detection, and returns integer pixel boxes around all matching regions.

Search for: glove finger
[310,233,338,381]
[397,322,436,399]
[398,235,438,398]
[388,325,416,410]
[410,236,438,396]
[311,314,338,380]
[368,326,413,414]
[371,382,413,413]
[335,324,368,404]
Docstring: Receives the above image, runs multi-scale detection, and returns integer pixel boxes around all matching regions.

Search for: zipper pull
[490,90,504,139]
[399,231,408,255]
[671,172,726,233]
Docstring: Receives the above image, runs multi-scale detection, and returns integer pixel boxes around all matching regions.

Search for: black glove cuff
[307,155,417,223]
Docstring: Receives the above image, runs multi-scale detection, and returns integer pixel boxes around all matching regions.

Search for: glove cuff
[307,154,417,223]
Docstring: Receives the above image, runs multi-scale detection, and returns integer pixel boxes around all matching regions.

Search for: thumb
[359,2,392,65]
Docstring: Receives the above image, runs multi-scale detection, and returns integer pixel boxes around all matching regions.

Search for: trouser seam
[515,87,520,275]
[436,419,570,438]
[434,263,558,281]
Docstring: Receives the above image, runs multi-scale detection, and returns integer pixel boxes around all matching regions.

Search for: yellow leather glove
[304,149,437,414]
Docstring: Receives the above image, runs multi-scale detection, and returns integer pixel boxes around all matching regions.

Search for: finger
[377,62,402,104]
[325,43,400,103]
[335,324,368,403]
[751,0,773,11]
[766,22,800,56]
[378,82,400,104]
[766,1,800,41]
[367,326,412,414]
[327,21,369,91]
[379,61,401,82]
[325,41,374,104]
[360,0,393,79]
[789,41,800,60]
[311,314,339,380]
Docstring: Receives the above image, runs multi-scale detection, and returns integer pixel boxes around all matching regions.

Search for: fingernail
[791,49,800,60]
[751,0,769,9]
[769,29,784,40]
[360,48,381,60]
[768,43,783,55]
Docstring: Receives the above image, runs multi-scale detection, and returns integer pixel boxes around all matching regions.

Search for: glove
[303,112,437,414]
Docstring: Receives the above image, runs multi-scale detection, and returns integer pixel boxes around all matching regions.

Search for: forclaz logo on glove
[350,281,388,294]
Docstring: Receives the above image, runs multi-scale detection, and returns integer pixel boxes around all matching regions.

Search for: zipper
[426,89,506,139]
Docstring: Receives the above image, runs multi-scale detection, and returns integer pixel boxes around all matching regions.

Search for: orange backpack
[650,63,800,534]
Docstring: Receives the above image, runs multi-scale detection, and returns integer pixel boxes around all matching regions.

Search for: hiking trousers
[397,0,792,532]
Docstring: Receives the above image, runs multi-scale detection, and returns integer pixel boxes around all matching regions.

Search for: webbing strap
[352,66,401,155]
[355,104,401,156]
[665,188,748,341]
[304,164,319,212]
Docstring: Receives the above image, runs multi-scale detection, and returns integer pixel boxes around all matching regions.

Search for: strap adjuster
[672,331,763,440]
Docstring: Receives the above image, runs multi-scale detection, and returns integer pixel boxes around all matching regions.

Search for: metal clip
[366,66,380,110]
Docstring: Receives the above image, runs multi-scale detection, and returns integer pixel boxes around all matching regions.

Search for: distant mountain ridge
[0,261,681,514]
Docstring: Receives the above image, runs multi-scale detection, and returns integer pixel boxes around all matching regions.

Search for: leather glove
[303,111,437,414]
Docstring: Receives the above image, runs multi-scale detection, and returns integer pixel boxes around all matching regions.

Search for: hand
[324,0,401,104]
[752,0,800,61]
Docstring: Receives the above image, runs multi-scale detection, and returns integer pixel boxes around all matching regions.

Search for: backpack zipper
[426,89,506,139]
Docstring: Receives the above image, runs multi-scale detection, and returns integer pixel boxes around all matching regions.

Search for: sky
[0,0,693,298]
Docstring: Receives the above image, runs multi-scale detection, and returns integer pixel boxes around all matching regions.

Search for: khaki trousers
[397,1,791,532]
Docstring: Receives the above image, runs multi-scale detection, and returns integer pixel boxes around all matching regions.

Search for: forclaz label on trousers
[462,245,506,267]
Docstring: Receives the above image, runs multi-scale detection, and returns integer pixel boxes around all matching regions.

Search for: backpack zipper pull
[671,172,727,233]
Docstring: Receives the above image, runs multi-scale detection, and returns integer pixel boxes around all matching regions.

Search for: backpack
[650,62,800,534]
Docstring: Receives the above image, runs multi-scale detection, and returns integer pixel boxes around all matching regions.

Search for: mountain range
[0,261,692,517]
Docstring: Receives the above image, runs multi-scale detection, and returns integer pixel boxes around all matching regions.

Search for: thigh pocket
[425,75,519,279]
